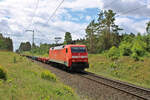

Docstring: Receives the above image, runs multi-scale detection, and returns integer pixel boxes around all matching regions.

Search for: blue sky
[61,8,99,23]
[0,0,150,51]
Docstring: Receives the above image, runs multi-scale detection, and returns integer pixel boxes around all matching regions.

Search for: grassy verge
[0,51,80,100]
[87,54,150,89]
[22,51,49,57]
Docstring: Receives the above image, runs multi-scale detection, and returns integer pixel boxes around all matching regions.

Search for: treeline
[83,9,150,60]
[16,42,32,52]
[80,10,150,60]
[17,42,62,55]
[0,33,13,51]
[31,43,58,55]
[18,9,150,61]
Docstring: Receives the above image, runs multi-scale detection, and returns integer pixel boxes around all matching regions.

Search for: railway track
[25,55,150,100]
[79,71,150,100]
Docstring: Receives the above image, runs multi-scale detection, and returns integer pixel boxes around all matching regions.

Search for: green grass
[22,51,49,57]
[0,51,80,100]
[87,54,150,89]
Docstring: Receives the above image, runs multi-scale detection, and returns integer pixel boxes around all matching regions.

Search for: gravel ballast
[33,60,145,100]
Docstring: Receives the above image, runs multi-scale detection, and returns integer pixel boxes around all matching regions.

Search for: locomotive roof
[50,44,86,50]
[65,44,86,47]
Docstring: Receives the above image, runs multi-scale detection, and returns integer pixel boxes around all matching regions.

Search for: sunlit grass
[0,51,80,100]
[87,54,150,89]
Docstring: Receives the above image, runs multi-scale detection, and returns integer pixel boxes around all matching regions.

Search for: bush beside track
[0,51,80,100]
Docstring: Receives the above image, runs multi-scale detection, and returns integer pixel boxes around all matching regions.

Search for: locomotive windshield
[71,47,86,53]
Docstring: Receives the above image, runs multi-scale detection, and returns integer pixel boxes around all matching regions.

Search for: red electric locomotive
[49,45,89,71]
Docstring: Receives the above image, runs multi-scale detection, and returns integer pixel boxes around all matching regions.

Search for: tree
[97,10,122,51]
[0,33,13,51]
[26,42,31,51]
[64,32,72,44]
[85,20,98,53]
[146,21,150,34]
[19,42,31,52]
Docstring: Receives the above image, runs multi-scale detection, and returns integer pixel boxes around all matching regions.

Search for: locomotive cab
[69,46,89,71]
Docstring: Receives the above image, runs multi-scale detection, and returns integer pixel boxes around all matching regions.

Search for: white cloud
[102,0,150,17]
[0,0,149,51]
[115,17,148,34]
[63,0,103,11]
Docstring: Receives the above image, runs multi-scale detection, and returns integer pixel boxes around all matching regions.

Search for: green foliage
[85,10,122,53]
[107,46,120,60]
[64,32,72,44]
[56,85,74,96]
[28,43,57,56]
[131,52,140,61]
[143,34,150,52]
[0,65,7,81]
[41,70,57,82]
[85,20,99,53]
[131,39,146,60]
[119,42,132,56]
[110,62,117,69]
[105,34,148,61]
[0,52,80,100]
[0,33,13,51]
[146,21,150,34]
[19,42,31,52]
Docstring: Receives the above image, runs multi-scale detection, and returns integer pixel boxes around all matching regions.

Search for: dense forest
[0,33,13,51]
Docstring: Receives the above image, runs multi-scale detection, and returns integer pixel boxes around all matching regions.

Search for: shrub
[131,39,146,61]
[110,62,117,69]
[119,42,132,56]
[107,46,120,60]
[131,40,146,57]
[0,65,7,80]
[41,70,56,82]
[56,85,74,96]
[63,85,74,96]
[131,52,140,61]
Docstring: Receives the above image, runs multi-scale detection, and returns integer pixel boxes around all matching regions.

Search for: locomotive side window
[66,48,68,53]
[71,47,86,53]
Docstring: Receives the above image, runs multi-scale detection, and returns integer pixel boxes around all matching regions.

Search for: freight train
[27,45,89,71]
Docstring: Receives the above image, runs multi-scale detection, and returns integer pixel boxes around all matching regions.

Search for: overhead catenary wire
[46,0,65,24]
[33,0,65,43]
[21,0,40,46]
[28,0,150,44]
[116,3,148,17]
[23,0,40,31]
[29,0,40,27]
[65,3,150,37]
[103,0,117,9]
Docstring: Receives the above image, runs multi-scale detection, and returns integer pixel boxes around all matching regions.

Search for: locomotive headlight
[72,56,78,58]
[81,56,88,58]
[72,56,88,58]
